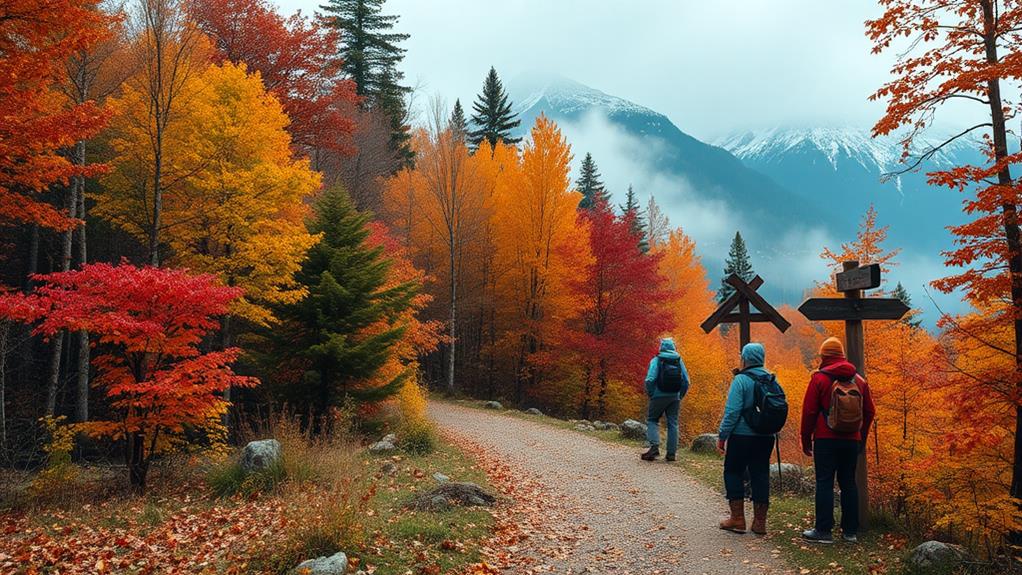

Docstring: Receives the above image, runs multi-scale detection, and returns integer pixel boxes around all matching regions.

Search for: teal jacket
[644,338,690,399]
[718,343,774,440]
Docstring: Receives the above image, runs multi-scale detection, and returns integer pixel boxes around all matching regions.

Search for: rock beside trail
[382,433,397,444]
[291,552,348,575]
[690,434,719,454]
[240,439,281,472]
[906,541,968,573]
[484,401,503,410]
[524,408,543,416]
[410,482,497,511]
[432,472,450,483]
[574,423,596,432]
[619,420,647,440]
[368,440,396,454]
[593,421,620,432]
[768,463,812,494]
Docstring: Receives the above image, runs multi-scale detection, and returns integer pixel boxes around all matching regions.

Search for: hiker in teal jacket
[641,338,690,462]
[717,342,776,535]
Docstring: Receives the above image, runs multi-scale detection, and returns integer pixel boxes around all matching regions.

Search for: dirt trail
[431,402,792,575]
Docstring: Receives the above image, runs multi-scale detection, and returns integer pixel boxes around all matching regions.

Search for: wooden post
[738,298,751,348]
[841,260,871,531]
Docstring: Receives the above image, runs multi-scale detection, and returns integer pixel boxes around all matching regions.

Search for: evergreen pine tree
[449,98,468,143]
[576,152,609,209]
[717,231,755,303]
[468,67,521,149]
[620,185,649,252]
[320,0,412,164]
[269,185,418,418]
[893,282,922,328]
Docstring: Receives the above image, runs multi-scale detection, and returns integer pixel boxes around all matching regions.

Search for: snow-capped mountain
[716,127,977,256]
[507,75,826,233]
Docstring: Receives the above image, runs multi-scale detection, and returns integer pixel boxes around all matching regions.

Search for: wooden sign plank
[725,274,792,332]
[798,297,909,321]
[700,275,764,333]
[836,264,882,292]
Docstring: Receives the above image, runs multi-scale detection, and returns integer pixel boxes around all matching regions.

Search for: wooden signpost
[701,274,791,347]
[797,260,910,531]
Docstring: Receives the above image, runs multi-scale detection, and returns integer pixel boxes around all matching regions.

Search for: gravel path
[431,402,792,575]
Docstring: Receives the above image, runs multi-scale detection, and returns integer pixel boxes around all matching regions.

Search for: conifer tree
[269,185,418,419]
[449,98,467,143]
[892,282,921,328]
[620,185,648,252]
[717,231,754,303]
[576,152,609,209]
[468,67,521,148]
[320,0,412,163]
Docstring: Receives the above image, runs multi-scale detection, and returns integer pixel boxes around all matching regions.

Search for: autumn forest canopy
[4,0,1022,571]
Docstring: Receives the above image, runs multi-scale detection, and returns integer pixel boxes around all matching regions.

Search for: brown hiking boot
[719,499,746,533]
[751,502,768,535]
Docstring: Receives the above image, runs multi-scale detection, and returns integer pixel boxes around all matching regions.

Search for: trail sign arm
[700,275,765,333]
[725,274,791,332]
[798,298,909,322]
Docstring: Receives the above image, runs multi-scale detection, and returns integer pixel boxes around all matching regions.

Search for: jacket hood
[741,342,765,367]
[820,355,857,379]
[658,338,680,359]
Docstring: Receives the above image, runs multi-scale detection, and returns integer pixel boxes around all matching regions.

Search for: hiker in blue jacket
[717,342,777,535]
[641,337,690,462]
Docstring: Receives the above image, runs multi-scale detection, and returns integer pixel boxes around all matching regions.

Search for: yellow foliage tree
[99,61,320,330]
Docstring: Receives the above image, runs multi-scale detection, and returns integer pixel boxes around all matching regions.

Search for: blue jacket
[718,343,774,440]
[644,338,690,399]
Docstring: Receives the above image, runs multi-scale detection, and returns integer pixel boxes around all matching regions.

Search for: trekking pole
[774,433,782,490]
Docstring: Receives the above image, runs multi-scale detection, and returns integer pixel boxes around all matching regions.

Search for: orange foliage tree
[868,0,1022,545]
[491,115,589,404]
[0,0,111,230]
[0,263,256,491]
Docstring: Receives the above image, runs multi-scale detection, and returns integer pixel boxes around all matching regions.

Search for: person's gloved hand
[717,438,726,454]
[803,444,813,458]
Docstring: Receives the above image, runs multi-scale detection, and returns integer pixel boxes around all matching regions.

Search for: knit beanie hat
[819,337,845,358]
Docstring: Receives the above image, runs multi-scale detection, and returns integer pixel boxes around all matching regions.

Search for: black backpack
[740,370,788,434]
[657,357,685,394]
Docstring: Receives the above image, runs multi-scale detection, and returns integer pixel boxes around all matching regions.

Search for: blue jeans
[814,439,860,535]
[646,397,679,454]
[723,434,774,503]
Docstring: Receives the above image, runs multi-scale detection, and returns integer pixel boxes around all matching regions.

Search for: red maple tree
[0,263,258,491]
[562,202,673,419]
[190,0,359,155]
[0,0,111,230]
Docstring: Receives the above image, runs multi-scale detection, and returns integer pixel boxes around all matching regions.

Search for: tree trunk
[127,430,148,493]
[447,237,457,393]
[597,359,609,419]
[0,320,9,451]
[74,139,90,422]
[45,175,79,417]
[980,1,1022,542]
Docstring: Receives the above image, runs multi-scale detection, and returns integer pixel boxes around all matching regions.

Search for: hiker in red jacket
[800,337,875,544]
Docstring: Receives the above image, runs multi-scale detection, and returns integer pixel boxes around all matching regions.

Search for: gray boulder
[484,401,503,410]
[368,440,396,454]
[524,408,543,416]
[381,433,397,444]
[593,421,619,431]
[432,472,450,483]
[690,433,720,454]
[769,462,803,476]
[619,419,647,440]
[906,541,967,573]
[240,439,281,472]
[574,423,596,432]
[291,551,348,575]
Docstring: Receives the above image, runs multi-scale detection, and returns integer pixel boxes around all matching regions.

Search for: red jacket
[800,356,876,449]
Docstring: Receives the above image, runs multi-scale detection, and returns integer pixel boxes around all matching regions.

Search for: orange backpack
[821,371,864,434]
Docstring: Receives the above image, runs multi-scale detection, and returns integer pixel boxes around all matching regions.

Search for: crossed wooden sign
[701,274,791,348]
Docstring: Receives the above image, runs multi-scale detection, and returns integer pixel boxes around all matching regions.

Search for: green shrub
[399,419,437,455]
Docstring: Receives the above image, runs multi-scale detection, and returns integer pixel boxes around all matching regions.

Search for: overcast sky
[276,0,897,140]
